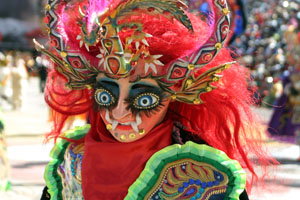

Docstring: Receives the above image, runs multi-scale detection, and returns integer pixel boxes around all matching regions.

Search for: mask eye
[94,88,115,106]
[133,93,159,109]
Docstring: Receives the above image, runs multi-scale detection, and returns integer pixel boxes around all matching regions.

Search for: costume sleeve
[43,125,89,200]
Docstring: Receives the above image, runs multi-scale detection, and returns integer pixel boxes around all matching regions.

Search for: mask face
[94,74,171,142]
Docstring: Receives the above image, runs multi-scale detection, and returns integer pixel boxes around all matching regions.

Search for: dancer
[37,0,273,199]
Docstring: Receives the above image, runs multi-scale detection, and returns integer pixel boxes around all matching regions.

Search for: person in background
[35,55,48,93]
[11,57,28,110]
[0,53,12,107]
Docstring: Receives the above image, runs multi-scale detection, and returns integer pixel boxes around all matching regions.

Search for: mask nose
[111,93,131,121]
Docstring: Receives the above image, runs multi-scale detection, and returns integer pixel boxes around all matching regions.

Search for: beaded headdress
[35,0,233,104]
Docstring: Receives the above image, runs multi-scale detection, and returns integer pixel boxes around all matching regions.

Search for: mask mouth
[105,109,142,133]
[119,122,131,125]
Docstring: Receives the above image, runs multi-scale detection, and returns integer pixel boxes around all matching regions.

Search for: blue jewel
[178,187,184,193]
[191,197,196,200]
[196,193,201,198]
[183,182,189,188]
[195,180,201,185]
[207,182,213,187]
[201,182,207,188]
[189,179,195,185]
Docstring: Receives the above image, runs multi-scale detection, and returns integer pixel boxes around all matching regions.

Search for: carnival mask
[95,74,170,142]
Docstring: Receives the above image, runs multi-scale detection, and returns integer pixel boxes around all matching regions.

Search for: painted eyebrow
[131,83,159,90]
[97,79,119,88]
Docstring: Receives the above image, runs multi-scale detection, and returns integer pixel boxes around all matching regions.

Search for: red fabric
[81,115,173,199]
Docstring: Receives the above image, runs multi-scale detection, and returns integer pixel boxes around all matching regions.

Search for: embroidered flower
[96,47,106,68]
[76,34,90,52]
[144,54,164,74]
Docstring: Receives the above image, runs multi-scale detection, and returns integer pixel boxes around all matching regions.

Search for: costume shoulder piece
[44,125,90,200]
[126,141,246,200]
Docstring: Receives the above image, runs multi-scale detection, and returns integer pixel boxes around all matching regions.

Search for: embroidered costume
[37,0,273,199]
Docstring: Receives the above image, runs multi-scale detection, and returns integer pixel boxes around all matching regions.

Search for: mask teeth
[136,113,142,126]
[105,109,112,123]
[112,120,118,131]
[131,121,139,132]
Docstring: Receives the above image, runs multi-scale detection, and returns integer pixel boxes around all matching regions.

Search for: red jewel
[43,16,50,24]
[203,54,212,62]
[174,68,183,76]
[50,39,58,47]
[131,61,137,67]
[73,60,80,68]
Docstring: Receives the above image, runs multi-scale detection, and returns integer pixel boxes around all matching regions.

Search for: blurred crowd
[232,0,300,107]
[0,51,48,111]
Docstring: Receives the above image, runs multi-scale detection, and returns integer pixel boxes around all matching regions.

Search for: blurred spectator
[35,55,48,93]
[0,53,12,106]
[11,57,28,110]
[263,77,283,107]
